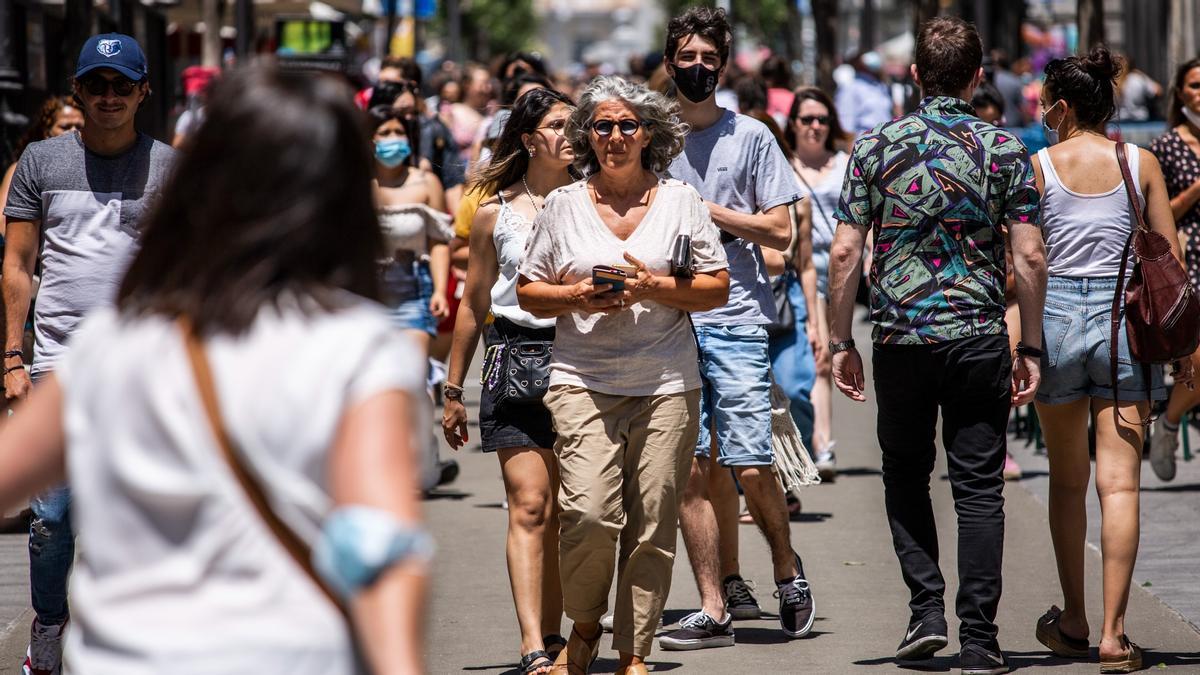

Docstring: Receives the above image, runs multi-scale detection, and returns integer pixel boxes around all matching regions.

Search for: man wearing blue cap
[2,33,175,675]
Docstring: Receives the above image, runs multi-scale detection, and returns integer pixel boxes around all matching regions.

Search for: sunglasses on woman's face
[80,74,138,97]
[590,118,647,137]
[797,115,830,127]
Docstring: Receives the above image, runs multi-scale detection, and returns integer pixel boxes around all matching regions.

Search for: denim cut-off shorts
[694,324,774,467]
[1037,276,1166,405]
[382,257,437,336]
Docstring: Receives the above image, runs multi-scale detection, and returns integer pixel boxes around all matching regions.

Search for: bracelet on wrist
[828,338,856,355]
[1015,341,1044,358]
[4,350,23,359]
[442,383,465,401]
[4,364,25,376]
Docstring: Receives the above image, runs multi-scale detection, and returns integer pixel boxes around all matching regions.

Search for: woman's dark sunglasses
[590,119,648,137]
[797,115,831,127]
[80,74,138,97]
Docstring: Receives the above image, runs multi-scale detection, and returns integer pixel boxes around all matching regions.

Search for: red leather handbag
[1112,143,1200,423]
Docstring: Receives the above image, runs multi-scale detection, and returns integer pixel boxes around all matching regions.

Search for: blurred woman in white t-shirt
[0,66,430,675]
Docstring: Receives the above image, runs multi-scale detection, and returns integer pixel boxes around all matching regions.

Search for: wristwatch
[443,384,465,401]
[828,339,856,355]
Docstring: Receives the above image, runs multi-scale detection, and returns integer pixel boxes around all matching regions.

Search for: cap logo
[97,39,122,57]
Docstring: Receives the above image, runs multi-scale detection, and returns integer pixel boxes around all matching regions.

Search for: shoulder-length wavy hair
[472,87,574,198]
[565,76,689,176]
[118,66,383,336]
[12,96,77,161]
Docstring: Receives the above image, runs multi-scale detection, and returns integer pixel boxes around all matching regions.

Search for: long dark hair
[1168,57,1200,128]
[784,87,846,154]
[472,87,573,199]
[1043,45,1123,128]
[117,66,383,335]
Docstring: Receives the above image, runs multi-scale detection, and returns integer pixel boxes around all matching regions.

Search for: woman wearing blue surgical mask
[1030,45,1189,673]
[370,106,452,356]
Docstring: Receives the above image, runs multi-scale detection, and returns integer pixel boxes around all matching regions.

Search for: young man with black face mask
[656,6,816,651]
[3,33,176,675]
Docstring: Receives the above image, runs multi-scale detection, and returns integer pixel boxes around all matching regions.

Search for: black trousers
[872,334,1011,647]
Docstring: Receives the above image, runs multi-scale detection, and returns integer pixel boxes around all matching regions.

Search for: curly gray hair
[566,76,689,175]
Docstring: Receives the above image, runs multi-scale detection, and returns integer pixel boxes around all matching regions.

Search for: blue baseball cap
[75,33,148,81]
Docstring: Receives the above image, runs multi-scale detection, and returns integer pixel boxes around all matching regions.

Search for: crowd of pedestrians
[0,6,1199,675]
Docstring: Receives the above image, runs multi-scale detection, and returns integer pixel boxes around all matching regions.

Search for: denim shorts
[812,248,830,300]
[694,324,774,467]
[383,258,436,336]
[1037,275,1166,405]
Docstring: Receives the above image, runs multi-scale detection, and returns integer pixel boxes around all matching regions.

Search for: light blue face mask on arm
[313,505,435,600]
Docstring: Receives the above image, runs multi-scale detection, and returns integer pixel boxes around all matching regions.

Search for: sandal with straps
[520,650,554,675]
[1100,635,1143,674]
[543,634,568,660]
[549,624,602,674]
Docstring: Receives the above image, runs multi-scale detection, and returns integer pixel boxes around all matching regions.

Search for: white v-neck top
[518,178,727,396]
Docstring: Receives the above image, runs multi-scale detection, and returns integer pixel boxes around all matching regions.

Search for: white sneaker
[1149,417,1179,482]
[22,618,65,675]
[600,611,661,633]
[814,442,837,483]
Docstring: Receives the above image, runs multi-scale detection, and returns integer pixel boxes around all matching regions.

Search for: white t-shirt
[56,296,424,675]
[518,179,728,396]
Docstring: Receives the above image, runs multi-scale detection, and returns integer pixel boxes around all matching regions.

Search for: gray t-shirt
[667,109,803,326]
[4,132,176,374]
[518,179,727,396]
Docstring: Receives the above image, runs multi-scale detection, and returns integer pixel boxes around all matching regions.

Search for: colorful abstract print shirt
[834,96,1039,345]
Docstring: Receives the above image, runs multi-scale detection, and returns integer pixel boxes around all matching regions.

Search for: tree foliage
[437,0,539,61]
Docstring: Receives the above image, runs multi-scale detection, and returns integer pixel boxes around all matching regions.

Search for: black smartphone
[592,265,627,293]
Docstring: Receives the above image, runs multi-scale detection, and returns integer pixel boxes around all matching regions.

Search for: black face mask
[671,63,719,103]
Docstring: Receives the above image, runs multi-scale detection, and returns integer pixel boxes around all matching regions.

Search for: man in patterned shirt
[827,17,1046,675]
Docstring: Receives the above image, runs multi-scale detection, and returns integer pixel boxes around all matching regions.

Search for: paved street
[424,317,1200,673]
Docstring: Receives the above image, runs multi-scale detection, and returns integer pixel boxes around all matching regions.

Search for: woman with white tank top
[1030,47,1189,674]
[441,88,576,675]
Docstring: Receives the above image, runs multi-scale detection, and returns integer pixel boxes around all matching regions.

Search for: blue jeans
[29,384,72,626]
[768,271,816,449]
[694,324,774,467]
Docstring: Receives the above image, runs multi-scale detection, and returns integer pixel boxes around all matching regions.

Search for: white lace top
[491,194,555,328]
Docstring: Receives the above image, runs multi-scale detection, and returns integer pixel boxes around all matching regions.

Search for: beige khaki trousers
[543,384,700,657]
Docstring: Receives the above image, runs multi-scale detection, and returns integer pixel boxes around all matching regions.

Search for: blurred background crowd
[1,0,1199,168]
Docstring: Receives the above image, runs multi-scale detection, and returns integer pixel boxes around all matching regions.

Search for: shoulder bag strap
[178,318,350,619]
[1112,143,1151,426]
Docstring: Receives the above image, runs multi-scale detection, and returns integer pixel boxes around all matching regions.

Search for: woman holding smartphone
[517,76,729,675]
[442,87,576,675]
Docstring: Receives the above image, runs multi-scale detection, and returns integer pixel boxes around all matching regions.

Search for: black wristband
[1015,341,1044,358]
[3,364,24,376]
[4,350,23,359]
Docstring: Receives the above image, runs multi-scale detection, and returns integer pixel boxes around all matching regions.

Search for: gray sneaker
[723,574,762,620]
[814,443,837,482]
[658,611,734,651]
[1149,417,1179,482]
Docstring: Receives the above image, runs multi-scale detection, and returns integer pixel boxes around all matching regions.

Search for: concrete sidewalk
[425,319,1200,673]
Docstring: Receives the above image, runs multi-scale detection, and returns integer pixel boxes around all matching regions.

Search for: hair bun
[1082,45,1122,81]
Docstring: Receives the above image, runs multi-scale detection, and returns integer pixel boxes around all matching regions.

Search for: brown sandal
[1099,635,1143,673]
[549,624,603,675]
